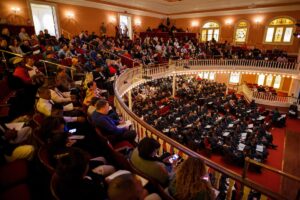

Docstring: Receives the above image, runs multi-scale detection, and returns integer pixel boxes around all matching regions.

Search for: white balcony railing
[237,84,298,107]
[173,59,299,76]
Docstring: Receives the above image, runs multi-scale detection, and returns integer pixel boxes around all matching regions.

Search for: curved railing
[173,59,300,78]
[114,63,300,200]
[238,84,299,107]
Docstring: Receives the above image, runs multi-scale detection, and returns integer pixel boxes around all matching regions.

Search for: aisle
[199,119,295,193]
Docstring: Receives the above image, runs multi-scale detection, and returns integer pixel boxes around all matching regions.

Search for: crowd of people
[132,76,282,167]
[0,25,295,200]
[0,27,224,200]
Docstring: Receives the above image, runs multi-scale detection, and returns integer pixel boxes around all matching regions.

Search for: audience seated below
[132,75,280,166]
[0,26,295,200]
[288,102,298,119]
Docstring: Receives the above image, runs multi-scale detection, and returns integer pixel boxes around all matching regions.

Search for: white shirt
[50,89,72,103]
[36,98,76,123]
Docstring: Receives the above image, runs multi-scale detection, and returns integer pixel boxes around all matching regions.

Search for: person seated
[168,157,215,200]
[107,171,161,200]
[91,99,136,144]
[0,123,34,163]
[54,148,107,200]
[87,97,100,119]
[83,81,106,106]
[55,68,74,92]
[36,86,85,123]
[130,137,170,186]
[288,102,298,118]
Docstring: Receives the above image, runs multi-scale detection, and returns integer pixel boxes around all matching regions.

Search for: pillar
[128,90,132,111]
[172,73,176,97]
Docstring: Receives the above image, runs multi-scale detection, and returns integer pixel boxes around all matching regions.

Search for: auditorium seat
[127,159,176,200]
[0,160,31,200]
[38,146,55,175]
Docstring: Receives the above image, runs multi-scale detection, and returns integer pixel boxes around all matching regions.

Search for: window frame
[234,20,249,44]
[201,21,221,42]
[263,17,295,45]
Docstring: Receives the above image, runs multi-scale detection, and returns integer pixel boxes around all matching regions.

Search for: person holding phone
[130,137,171,187]
[167,157,215,200]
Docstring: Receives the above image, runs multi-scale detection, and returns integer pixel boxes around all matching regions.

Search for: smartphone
[69,128,77,134]
[202,175,209,181]
[169,154,179,163]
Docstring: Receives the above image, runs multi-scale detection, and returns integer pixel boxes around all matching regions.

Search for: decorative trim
[170,5,300,19]
[44,0,300,20]
[45,0,166,18]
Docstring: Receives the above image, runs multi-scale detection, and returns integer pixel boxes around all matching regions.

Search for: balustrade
[114,63,300,200]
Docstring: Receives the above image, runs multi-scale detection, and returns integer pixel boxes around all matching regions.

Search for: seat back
[50,173,60,200]
[127,159,175,200]
[37,146,55,175]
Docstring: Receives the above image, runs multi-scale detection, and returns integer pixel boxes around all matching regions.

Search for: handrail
[0,49,24,58]
[113,66,289,200]
[245,157,300,183]
[39,59,74,79]
[173,59,299,72]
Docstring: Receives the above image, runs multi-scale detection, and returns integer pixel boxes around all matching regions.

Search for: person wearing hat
[12,57,32,84]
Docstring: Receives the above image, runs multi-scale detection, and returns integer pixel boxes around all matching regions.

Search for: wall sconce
[191,20,199,27]
[66,11,74,19]
[109,16,116,24]
[225,19,233,25]
[254,17,262,24]
[11,7,20,14]
[134,19,141,26]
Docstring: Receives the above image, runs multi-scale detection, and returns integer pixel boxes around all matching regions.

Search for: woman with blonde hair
[168,157,215,200]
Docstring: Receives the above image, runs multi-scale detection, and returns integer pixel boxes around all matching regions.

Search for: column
[172,73,176,97]
[128,90,132,111]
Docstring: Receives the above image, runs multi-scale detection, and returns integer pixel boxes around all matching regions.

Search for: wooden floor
[281,130,300,199]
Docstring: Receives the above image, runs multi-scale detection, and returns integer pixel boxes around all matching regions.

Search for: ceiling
[97,0,300,14]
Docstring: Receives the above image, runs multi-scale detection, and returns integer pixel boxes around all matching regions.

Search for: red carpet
[200,118,300,193]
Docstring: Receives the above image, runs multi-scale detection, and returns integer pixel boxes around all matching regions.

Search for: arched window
[273,75,281,89]
[265,74,273,87]
[203,72,209,79]
[209,72,215,80]
[234,20,249,43]
[198,72,203,79]
[264,17,295,44]
[229,72,240,84]
[201,22,220,42]
[257,74,265,86]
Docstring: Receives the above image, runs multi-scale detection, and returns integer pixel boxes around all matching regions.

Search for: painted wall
[55,2,161,37]
[0,0,299,53]
[241,74,257,84]
[0,0,161,36]
[281,77,292,92]
[173,11,300,53]
[0,0,31,25]
[215,73,229,84]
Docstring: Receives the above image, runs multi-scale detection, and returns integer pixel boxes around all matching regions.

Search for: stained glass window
[235,20,249,43]
[201,21,220,42]
[264,17,294,44]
